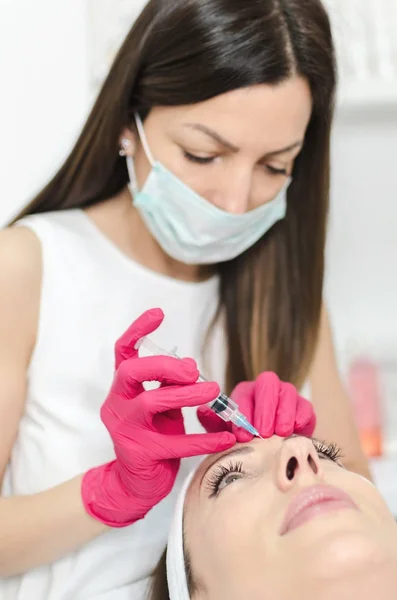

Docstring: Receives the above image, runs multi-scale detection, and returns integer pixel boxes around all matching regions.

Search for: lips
[280,484,359,536]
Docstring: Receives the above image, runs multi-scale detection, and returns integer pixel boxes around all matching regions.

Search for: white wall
[327,108,397,365]
[0,0,90,224]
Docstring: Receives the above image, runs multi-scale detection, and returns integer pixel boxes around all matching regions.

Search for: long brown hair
[11,0,336,391]
[148,545,198,600]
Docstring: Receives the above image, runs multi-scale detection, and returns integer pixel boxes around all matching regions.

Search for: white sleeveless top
[0,209,226,600]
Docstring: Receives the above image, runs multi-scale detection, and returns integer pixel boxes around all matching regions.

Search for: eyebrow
[183,122,303,157]
[200,445,255,485]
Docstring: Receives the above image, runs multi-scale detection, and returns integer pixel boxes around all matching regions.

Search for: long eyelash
[267,165,288,176]
[183,151,214,165]
[184,151,287,175]
[312,439,344,464]
[205,460,244,498]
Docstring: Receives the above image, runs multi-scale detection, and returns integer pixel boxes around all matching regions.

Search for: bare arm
[0,228,107,578]
[0,476,107,577]
[309,304,371,479]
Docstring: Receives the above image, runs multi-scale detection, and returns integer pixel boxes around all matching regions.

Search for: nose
[211,167,252,214]
[276,436,324,492]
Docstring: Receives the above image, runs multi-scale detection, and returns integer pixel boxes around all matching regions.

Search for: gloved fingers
[233,426,254,444]
[196,405,253,443]
[114,308,164,369]
[253,372,281,437]
[143,381,220,418]
[159,357,198,387]
[114,355,199,398]
[229,381,256,443]
[230,380,255,404]
[159,357,197,388]
[197,379,257,440]
[197,405,231,434]
[295,395,317,437]
[164,408,183,422]
[233,382,255,422]
[179,357,197,370]
[165,431,236,459]
[274,382,298,437]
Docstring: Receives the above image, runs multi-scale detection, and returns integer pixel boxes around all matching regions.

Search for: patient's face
[184,436,397,599]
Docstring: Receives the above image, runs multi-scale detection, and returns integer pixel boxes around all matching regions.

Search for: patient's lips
[280,484,359,535]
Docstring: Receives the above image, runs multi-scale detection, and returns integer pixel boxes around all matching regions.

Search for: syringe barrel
[136,336,240,424]
[136,336,178,358]
[208,393,239,423]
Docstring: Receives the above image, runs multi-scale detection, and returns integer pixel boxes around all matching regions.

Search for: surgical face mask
[126,113,291,265]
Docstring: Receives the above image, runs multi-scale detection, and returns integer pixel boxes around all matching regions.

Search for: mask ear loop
[134,112,155,166]
[126,154,139,197]
[126,113,155,198]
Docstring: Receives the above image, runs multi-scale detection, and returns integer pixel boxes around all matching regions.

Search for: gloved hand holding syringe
[135,336,263,439]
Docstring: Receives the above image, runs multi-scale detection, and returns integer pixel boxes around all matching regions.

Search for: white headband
[166,462,203,600]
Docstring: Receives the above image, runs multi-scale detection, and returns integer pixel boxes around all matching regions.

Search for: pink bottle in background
[348,357,383,458]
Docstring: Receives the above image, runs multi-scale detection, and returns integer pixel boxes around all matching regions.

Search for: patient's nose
[276,436,324,491]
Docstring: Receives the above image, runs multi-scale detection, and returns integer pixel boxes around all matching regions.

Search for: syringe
[135,336,262,438]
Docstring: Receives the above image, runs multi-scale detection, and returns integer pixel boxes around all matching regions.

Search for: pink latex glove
[198,371,316,443]
[82,308,236,527]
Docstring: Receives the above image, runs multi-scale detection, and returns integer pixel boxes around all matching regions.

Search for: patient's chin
[309,528,397,582]
[311,564,397,600]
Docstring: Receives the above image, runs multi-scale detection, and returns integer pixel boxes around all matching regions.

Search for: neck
[85,188,214,283]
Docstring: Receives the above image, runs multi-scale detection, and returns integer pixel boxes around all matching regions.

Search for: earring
[119,138,131,157]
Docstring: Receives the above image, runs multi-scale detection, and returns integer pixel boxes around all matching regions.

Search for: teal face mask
[126,113,291,265]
